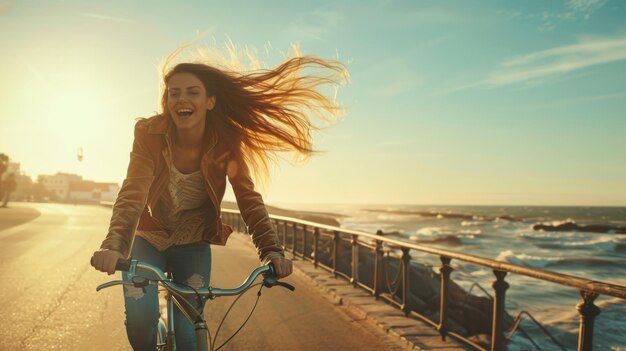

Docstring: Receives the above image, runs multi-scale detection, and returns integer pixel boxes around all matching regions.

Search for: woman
[91,52,347,350]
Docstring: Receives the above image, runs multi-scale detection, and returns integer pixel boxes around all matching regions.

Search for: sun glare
[6,68,130,182]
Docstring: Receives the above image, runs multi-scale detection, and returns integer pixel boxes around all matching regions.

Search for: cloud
[498,0,609,31]
[567,0,607,14]
[487,36,626,87]
[82,12,133,23]
[539,0,608,31]
[436,35,626,95]
[502,36,626,67]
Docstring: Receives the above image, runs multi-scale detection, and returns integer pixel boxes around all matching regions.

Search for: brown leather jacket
[100,114,284,263]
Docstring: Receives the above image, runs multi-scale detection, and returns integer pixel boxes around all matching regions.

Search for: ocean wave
[532,236,626,252]
[375,213,421,221]
[409,234,462,246]
[362,208,521,222]
[519,231,558,240]
[458,229,481,236]
[562,237,623,251]
[461,220,483,226]
[539,297,626,350]
[533,219,626,234]
[415,227,444,236]
[495,250,618,268]
[518,231,588,241]
[496,250,560,268]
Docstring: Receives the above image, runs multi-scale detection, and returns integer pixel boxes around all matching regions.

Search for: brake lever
[275,281,296,291]
[262,276,296,291]
[96,280,135,292]
[96,277,152,292]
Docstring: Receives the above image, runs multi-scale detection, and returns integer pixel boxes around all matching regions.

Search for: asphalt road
[0,203,405,351]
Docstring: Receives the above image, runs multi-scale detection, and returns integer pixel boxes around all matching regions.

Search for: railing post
[313,227,320,269]
[302,224,307,259]
[282,221,287,253]
[577,290,600,351]
[332,231,340,278]
[438,256,453,341]
[374,236,383,298]
[292,222,297,256]
[491,270,509,351]
[350,234,358,286]
[401,247,411,315]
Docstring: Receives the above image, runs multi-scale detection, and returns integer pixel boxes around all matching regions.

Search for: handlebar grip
[115,258,132,272]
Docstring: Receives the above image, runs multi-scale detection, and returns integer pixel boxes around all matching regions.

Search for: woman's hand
[270,256,293,279]
[91,249,125,275]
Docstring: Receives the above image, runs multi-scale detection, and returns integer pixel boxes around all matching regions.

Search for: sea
[282,204,626,351]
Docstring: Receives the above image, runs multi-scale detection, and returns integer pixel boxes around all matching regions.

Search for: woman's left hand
[270,256,293,279]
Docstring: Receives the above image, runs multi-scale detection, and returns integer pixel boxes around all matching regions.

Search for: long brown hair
[160,54,349,184]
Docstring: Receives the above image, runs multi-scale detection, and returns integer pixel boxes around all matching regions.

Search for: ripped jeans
[122,236,212,351]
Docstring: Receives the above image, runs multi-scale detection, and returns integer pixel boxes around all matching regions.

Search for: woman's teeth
[177,108,194,117]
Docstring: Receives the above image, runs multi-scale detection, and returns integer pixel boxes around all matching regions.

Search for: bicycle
[96,258,295,351]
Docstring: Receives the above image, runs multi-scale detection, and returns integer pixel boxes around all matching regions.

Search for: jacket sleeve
[100,121,155,257]
[227,150,285,264]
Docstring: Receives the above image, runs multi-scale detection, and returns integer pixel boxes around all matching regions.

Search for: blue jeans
[122,236,212,351]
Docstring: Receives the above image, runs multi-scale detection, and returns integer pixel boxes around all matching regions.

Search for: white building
[69,181,120,203]
[38,173,82,200]
[38,173,119,203]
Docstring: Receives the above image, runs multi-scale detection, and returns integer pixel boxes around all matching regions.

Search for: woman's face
[166,72,216,131]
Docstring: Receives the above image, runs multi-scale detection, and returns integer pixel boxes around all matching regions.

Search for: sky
[0,0,625,207]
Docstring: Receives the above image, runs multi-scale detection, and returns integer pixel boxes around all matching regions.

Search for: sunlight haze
[1,0,624,206]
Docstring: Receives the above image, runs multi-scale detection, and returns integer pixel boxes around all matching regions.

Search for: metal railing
[221,209,626,351]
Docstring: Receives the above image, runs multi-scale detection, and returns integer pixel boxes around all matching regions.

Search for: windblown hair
[160,55,348,184]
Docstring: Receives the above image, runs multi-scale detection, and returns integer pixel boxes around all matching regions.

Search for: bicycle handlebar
[97,258,295,297]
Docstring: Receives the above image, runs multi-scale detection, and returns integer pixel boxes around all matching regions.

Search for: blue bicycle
[96,258,295,351]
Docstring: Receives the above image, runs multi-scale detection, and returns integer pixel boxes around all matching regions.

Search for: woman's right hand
[91,249,125,275]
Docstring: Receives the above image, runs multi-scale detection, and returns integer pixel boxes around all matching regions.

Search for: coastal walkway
[1,203,438,350]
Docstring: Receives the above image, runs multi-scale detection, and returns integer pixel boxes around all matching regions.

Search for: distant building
[69,180,119,203]
[38,173,82,200]
[38,172,119,203]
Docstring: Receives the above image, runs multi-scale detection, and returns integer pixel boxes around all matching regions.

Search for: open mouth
[176,108,194,118]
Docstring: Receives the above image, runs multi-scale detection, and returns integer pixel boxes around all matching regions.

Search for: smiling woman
[90,45,349,350]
